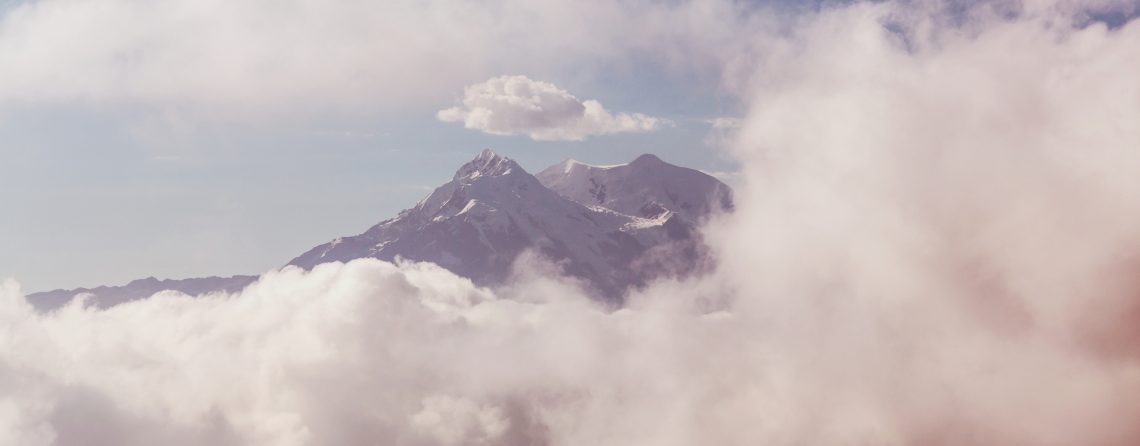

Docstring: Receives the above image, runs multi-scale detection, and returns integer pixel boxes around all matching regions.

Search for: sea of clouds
[3,0,1140,445]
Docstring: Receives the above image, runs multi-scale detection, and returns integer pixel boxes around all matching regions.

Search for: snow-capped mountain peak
[452,148,518,181]
[289,151,730,300]
[30,150,733,308]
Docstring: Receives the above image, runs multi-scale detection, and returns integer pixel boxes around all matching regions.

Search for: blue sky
[0,0,753,291]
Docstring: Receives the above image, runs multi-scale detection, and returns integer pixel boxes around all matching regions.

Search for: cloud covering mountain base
[0,258,791,446]
[4,1,1140,445]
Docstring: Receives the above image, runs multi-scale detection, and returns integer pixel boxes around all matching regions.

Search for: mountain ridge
[28,150,733,310]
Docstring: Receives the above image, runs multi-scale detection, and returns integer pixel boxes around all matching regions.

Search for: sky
[0,0,766,292]
[4,1,1140,445]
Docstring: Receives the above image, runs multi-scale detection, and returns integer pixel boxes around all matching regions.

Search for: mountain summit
[452,148,517,180]
[30,151,733,309]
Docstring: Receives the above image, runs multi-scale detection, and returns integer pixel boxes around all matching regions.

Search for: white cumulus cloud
[437,75,665,141]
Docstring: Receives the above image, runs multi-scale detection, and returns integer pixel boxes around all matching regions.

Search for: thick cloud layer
[0,259,747,445]
[438,75,663,141]
[710,2,1140,443]
[4,1,1140,445]
[0,0,767,117]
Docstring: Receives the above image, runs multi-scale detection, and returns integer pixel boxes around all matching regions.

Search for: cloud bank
[4,1,1140,445]
[0,259,742,446]
[437,75,664,141]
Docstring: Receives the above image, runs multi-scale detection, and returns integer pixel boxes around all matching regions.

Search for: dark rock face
[28,150,733,309]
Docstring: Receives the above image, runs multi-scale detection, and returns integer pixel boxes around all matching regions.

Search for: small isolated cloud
[437,75,664,141]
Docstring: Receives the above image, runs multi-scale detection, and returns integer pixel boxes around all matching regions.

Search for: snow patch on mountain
[536,153,734,224]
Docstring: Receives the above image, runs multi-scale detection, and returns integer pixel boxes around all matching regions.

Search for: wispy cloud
[705,117,741,129]
[0,0,769,120]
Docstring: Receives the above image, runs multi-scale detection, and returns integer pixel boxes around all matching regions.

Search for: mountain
[288,149,731,299]
[28,275,257,310]
[28,150,732,309]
